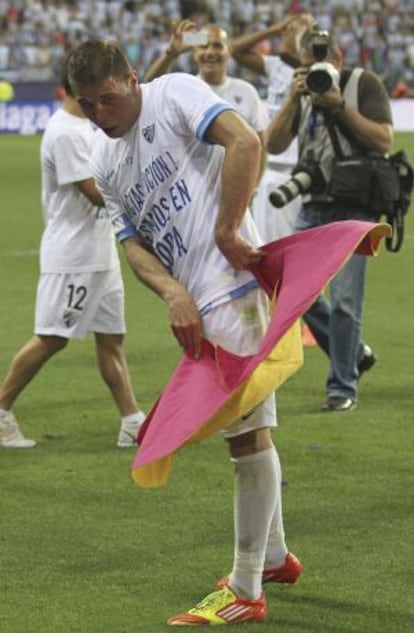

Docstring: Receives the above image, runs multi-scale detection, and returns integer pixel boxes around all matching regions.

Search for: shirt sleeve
[246,84,269,132]
[163,73,234,142]
[54,128,93,185]
[263,54,284,79]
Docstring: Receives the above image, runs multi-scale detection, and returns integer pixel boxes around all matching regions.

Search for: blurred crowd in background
[1,0,413,98]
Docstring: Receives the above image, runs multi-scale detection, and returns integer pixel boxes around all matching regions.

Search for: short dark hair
[61,49,74,97]
[67,40,132,95]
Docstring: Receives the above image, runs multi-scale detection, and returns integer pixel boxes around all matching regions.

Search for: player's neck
[62,96,87,119]
[199,71,227,86]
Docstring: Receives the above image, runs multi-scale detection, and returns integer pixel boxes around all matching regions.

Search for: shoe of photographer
[321,397,356,412]
[358,344,377,377]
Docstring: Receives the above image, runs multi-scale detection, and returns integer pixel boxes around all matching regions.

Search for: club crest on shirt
[63,310,78,329]
[142,124,155,143]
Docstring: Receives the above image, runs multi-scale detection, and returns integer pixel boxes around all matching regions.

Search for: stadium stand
[0,0,413,97]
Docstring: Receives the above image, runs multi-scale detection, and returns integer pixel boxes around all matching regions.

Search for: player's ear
[130,70,138,87]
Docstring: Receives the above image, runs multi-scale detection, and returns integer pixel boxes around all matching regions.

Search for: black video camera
[305,30,339,94]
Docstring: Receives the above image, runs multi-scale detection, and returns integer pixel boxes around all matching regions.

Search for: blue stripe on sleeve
[115,214,138,243]
[196,104,234,142]
[228,279,260,300]
[199,279,260,316]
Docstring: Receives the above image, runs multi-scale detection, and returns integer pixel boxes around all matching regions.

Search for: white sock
[121,411,145,427]
[0,408,13,421]
[263,447,288,569]
[229,446,280,600]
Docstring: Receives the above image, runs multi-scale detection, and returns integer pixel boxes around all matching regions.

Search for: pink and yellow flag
[132,220,390,488]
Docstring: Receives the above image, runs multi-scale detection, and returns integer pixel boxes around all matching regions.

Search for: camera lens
[269,172,312,208]
[306,69,333,94]
[305,62,339,94]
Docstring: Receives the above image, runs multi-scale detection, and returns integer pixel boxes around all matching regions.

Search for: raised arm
[230,22,287,76]
[230,13,315,74]
[144,19,195,82]
[277,13,316,67]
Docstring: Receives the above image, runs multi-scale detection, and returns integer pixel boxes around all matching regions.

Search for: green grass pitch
[0,133,413,632]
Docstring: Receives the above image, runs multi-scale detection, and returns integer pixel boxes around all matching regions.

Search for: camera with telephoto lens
[305,30,340,94]
[269,152,326,208]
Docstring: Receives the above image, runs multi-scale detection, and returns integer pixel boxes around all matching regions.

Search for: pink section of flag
[132,220,390,486]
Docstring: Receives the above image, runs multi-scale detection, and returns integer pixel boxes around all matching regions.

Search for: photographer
[265,30,394,412]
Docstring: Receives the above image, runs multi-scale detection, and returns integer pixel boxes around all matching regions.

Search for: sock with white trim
[229,446,281,600]
[263,446,288,569]
[120,411,145,426]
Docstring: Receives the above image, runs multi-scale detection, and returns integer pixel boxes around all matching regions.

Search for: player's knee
[227,427,273,458]
[38,335,68,354]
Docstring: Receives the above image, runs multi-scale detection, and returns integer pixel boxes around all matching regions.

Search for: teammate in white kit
[68,39,302,626]
[231,13,315,241]
[0,56,145,449]
[144,20,269,185]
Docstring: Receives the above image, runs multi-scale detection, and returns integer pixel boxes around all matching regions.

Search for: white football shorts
[35,268,125,339]
[202,287,277,438]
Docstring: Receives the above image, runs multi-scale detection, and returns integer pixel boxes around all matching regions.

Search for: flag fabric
[132,220,391,488]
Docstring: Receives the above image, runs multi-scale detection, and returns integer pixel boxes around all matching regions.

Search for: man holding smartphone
[144,20,269,186]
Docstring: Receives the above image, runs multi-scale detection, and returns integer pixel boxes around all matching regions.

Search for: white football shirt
[40,108,119,273]
[203,75,269,133]
[91,73,261,313]
[263,55,298,167]
[250,55,301,242]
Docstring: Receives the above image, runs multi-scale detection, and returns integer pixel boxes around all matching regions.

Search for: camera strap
[308,109,317,141]
[323,112,347,159]
[323,68,364,158]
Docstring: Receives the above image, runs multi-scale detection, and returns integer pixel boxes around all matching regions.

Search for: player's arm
[91,153,203,357]
[229,27,274,76]
[122,235,203,358]
[74,177,105,207]
[230,14,314,74]
[144,19,195,82]
[205,109,264,269]
[277,13,316,67]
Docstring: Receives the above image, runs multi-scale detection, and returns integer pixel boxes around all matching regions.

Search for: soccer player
[0,54,145,449]
[67,39,302,626]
